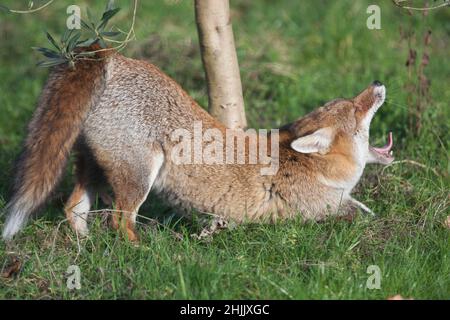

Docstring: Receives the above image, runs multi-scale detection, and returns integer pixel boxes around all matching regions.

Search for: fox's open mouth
[369,132,394,164]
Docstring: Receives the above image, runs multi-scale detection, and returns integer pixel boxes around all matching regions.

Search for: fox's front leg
[347,197,376,216]
[336,198,375,222]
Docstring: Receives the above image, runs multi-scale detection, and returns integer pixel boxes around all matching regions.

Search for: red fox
[2,46,394,241]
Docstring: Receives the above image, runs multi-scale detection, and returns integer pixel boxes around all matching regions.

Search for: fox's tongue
[371,132,393,154]
[369,132,394,164]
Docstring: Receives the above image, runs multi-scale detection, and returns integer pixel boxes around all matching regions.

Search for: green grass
[0,0,449,299]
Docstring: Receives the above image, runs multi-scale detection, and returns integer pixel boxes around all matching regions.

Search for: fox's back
[81,53,381,223]
[82,54,274,220]
[84,54,213,146]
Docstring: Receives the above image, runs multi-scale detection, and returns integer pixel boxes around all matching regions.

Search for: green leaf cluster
[33,0,121,68]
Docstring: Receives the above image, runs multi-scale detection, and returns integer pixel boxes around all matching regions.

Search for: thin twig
[86,0,138,56]
[8,0,54,14]
[392,0,450,11]
[49,218,70,260]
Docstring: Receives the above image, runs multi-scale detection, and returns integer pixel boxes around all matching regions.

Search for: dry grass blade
[381,159,441,177]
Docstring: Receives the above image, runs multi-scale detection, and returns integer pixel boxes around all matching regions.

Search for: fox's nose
[372,80,383,87]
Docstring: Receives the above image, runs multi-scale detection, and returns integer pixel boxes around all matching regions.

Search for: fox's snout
[353,80,386,115]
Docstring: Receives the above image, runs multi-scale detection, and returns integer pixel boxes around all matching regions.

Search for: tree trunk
[194,0,247,129]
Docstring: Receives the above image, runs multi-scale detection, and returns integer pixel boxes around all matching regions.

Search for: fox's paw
[125,227,139,243]
[347,198,376,217]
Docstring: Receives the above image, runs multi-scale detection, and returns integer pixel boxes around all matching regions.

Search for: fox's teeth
[389,151,393,156]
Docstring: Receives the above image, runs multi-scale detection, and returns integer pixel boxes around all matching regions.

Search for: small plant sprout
[0,0,138,69]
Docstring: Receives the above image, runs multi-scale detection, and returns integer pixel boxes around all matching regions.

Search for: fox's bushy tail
[2,49,109,240]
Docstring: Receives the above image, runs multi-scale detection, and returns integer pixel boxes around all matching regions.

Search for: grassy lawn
[0,0,449,299]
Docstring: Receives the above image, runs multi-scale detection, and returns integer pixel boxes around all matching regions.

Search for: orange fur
[2,44,389,241]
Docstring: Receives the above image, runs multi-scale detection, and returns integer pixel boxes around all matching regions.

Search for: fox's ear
[291,127,333,154]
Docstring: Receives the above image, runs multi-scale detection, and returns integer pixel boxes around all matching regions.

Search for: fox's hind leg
[109,148,164,241]
[65,183,93,237]
[65,142,109,236]
[65,152,94,237]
